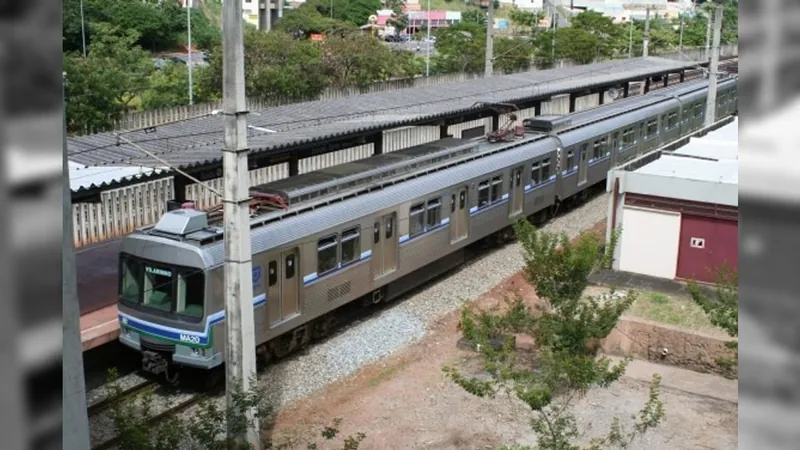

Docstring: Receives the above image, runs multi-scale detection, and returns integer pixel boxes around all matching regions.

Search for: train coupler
[142,350,179,385]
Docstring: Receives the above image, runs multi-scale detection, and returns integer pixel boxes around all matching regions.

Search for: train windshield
[119,253,205,322]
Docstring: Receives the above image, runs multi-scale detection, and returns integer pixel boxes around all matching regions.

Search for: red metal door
[676,215,738,283]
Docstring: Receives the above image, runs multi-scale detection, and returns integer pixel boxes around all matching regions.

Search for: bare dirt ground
[267,223,738,450]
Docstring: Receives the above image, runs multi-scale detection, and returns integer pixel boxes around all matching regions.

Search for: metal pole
[628,17,633,58]
[62,72,92,450]
[221,0,260,446]
[187,0,194,105]
[425,0,431,76]
[80,0,87,57]
[642,5,650,57]
[704,4,722,128]
[551,12,558,62]
[485,0,494,76]
[704,8,711,62]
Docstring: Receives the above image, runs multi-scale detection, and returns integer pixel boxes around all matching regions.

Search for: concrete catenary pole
[187,0,194,105]
[485,0,494,76]
[425,0,431,76]
[221,0,260,447]
[63,72,91,450]
[642,5,650,57]
[704,3,723,128]
[704,6,711,61]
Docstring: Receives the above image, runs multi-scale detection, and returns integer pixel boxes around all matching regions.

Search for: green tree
[64,23,155,134]
[688,268,738,376]
[382,0,409,33]
[493,37,533,74]
[302,0,383,27]
[140,62,213,110]
[276,4,356,36]
[509,7,545,32]
[444,223,666,449]
[462,9,488,27]
[432,22,486,74]
[199,29,329,102]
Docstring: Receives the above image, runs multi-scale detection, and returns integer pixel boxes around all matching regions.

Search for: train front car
[116,208,220,383]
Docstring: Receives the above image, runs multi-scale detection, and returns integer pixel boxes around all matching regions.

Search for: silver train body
[116,77,738,372]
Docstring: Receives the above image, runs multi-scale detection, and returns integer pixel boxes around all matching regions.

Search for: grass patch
[624,290,725,335]
[368,365,402,387]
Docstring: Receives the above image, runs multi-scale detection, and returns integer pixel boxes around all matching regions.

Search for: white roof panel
[69,161,166,191]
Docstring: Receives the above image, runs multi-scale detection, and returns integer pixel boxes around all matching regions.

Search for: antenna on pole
[484,0,494,77]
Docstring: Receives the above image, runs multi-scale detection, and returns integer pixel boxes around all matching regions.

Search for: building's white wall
[298,144,373,174]
[383,126,440,153]
[617,206,681,279]
[448,117,493,138]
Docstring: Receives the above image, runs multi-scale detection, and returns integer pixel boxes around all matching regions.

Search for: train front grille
[140,336,176,353]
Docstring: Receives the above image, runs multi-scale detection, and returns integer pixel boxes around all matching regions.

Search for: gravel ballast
[259,194,609,408]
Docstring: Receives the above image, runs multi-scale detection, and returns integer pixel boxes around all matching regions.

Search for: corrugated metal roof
[67,57,698,175]
[68,161,168,191]
[636,119,739,185]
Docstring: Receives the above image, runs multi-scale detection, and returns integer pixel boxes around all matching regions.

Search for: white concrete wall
[298,144,373,174]
[383,125,440,153]
[616,205,681,279]
[448,117,493,139]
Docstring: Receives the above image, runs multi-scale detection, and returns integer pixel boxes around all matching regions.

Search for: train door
[509,166,524,217]
[450,187,469,243]
[267,248,300,326]
[280,249,298,318]
[578,144,589,186]
[372,213,397,279]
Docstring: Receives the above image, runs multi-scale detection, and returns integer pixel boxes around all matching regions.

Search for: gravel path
[260,194,609,407]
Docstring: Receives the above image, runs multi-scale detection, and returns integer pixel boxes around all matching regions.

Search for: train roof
[199,137,558,267]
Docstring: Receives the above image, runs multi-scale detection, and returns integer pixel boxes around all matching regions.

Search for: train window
[143,265,174,312]
[286,254,296,279]
[478,180,490,208]
[341,227,360,265]
[373,222,380,244]
[541,159,551,180]
[611,132,619,151]
[317,235,339,275]
[427,198,441,228]
[409,203,426,237]
[490,176,502,203]
[622,128,635,146]
[121,258,143,302]
[386,216,394,239]
[566,151,574,169]
[646,119,658,137]
[177,271,205,319]
[667,112,679,129]
[531,163,541,185]
[639,122,647,140]
[592,140,603,159]
[268,261,278,287]
[459,191,466,209]
[515,169,522,187]
[451,193,456,213]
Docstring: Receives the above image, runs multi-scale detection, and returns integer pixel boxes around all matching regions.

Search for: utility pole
[551,12,558,62]
[425,0,431,76]
[642,5,650,57]
[704,7,711,61]
[704,3,722,128]
[187,0,194,105]
[628,17,633,58]
[221,0,260,447]
[80,0,87,57]
[484,0,494,76]
[63,72,91,450]
[678,11,684,54]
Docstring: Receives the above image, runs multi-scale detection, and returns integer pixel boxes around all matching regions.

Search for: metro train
[116,76,738,381]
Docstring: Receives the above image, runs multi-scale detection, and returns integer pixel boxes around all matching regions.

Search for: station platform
[80,304,119,351]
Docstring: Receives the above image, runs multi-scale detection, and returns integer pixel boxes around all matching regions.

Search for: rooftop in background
[67,56,709,193]
[615,117,739,207]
